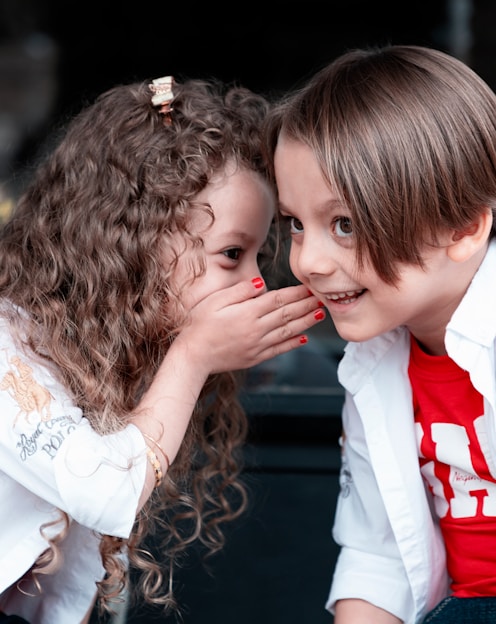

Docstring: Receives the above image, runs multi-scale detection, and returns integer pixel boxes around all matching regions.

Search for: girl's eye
[223,247,242,261]
[334,216,353,238]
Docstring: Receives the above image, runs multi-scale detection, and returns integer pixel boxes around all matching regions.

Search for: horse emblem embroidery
[0,356,53,426]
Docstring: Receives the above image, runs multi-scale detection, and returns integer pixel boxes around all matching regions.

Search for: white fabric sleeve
[0,332,147,538]
[326,394,414,622]
[53,421,146,536]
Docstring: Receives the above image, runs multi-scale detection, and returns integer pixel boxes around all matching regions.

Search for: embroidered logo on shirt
[0,355,53,425]
[339,460,353,498]
[17,414,76,461]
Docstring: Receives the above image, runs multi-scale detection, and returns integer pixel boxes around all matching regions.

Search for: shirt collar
[447,238,496,348]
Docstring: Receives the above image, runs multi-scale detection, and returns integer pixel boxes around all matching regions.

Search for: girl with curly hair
[0,74,324,623]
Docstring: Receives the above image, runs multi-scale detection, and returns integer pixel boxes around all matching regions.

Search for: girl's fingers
[257,306,326,357]
[253,284,317,316]
[255,287,325,328]
[238,283,326,351]
[186,280,326,370]
[191,280,320,322]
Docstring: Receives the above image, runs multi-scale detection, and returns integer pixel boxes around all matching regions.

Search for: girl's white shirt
[0,315,147,623]
[326,239,496,624]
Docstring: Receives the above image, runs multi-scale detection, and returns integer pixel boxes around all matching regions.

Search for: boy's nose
[293,237,336,278]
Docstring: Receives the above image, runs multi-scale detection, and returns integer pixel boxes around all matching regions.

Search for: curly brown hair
[0,76,273,616]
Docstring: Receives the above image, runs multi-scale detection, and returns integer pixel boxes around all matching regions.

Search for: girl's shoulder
[0,304,70,402]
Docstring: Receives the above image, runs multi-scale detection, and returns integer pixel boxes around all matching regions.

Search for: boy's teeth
[328,290,361,300]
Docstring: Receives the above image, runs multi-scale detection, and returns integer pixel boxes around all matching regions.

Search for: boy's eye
[289,217,304,234]
[279,215,304,235]
[223,247,242,260]
[334,216,353,237]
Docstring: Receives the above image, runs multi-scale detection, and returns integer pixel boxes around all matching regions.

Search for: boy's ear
[447,208,493,263]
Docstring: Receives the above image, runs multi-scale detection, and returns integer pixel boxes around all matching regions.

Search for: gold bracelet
[142,433,170,472]
[146,447,163,488]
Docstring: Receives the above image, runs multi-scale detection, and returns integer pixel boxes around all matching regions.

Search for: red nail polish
[314,309,325,320]
[252,277,264,289]
[299,335,308,344]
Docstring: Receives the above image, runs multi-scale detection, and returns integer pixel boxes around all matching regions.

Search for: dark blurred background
[0,1,494,623]
[2,0,495,198]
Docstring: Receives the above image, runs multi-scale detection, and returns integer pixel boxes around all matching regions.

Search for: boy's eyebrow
[278,198,349,215]
[277,201,291,214]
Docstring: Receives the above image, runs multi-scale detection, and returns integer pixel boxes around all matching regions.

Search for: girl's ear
[447,208,493,263]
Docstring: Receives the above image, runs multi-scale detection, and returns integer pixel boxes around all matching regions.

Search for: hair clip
[149,75,176,125]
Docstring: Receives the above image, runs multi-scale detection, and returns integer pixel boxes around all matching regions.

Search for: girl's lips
[325,289,365,304]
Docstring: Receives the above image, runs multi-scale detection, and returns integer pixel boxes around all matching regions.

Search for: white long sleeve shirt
[327,240,496,623]
[0,315,147,623]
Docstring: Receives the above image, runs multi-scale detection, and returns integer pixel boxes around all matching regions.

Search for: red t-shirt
[408,335,496,597]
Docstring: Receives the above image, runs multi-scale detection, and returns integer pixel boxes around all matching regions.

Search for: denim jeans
[423,596,496,623]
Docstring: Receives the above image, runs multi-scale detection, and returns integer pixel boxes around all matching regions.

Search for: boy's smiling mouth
[325,289,365,304]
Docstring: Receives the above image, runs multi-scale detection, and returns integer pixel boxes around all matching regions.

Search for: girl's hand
[135,278,325,487]
[177,278,326,374]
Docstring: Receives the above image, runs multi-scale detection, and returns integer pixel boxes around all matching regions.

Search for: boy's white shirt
[327,239,496,624]
[0,316,147,623]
